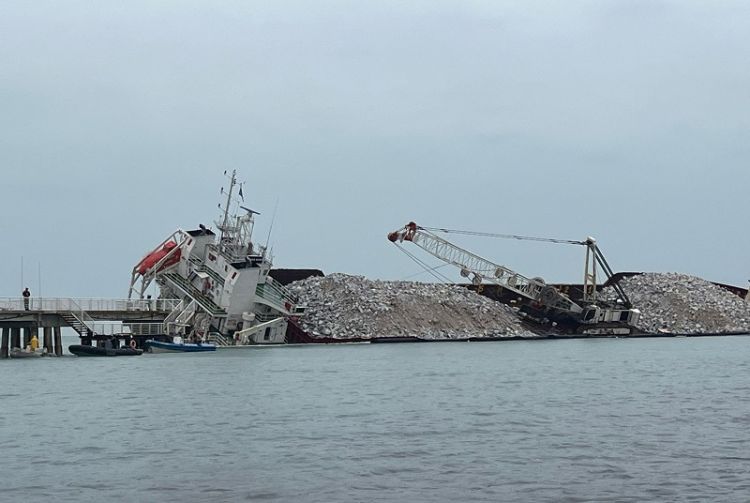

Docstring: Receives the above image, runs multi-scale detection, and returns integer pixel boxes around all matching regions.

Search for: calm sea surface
[2,335,750,502]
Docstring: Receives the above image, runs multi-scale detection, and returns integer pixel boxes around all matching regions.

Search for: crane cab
[581,305,640,324]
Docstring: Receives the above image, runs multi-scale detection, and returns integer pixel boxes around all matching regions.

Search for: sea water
[2,336,750,502]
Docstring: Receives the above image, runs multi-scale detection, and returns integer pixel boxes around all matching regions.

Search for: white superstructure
[128,170,303,345]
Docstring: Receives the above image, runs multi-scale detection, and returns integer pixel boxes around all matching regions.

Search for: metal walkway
[0,297,181,337]
[0,297,179,318]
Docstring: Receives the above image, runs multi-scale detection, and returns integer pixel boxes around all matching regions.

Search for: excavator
[388,222,640,335]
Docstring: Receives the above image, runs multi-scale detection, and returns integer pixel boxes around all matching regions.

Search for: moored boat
[69,345,143,357]
[145,337,216,353]
[9,347,45,358]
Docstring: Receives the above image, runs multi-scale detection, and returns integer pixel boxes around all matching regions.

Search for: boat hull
[9,348,44,358]
[146,340,216,353]
[69,345,143,357]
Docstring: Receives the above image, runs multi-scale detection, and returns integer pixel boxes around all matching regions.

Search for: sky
[1,0,749,299]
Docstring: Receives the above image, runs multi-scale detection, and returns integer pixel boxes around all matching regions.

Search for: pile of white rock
[602,273,750,334]
[287,273,533,340]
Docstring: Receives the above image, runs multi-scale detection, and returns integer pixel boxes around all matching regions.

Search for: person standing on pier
[29,333,39,352]
[22,287,30,310]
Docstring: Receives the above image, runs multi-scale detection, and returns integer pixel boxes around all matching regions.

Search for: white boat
[128,170,306,348]
[9,347,45,358]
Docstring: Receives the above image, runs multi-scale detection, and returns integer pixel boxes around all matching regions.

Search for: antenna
[218,169,237,248]
[265,197,279,249]
[21,256,24,292]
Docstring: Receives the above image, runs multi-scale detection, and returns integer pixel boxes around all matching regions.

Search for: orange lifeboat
[137,241,181,275]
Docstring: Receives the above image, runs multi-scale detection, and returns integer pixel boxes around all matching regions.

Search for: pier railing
[89,322,165,336]
[0,297,181,313]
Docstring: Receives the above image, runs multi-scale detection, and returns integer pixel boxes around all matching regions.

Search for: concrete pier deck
[0,297,178,357]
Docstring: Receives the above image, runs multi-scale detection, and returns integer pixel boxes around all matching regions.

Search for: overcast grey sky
[1,0,748,298]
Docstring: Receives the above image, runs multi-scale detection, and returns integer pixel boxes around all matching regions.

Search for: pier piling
[54,327,62,356]
[11,327,21,350]
[43,327,53,355]
[22,327,31,349]
[1,328,8,358]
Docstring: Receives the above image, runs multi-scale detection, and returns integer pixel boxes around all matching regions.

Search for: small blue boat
[145,337,216,353]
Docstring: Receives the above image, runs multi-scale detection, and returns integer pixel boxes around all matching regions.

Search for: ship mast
[218,169,237,246]
[216,169,259,261]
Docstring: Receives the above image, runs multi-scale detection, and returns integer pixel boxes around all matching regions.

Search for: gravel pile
[288,273,533,340]
[602,273,750,334]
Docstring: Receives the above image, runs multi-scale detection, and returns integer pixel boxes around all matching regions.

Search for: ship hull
[69,345,143,357]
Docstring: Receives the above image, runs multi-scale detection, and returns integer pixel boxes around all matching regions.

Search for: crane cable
[394,243,455,284]
[420,226,586,246]
[401,262,453,281]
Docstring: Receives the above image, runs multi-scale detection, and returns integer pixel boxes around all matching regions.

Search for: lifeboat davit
[137,241,181,275]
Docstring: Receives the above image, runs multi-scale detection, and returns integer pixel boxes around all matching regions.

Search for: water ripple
[1,336,750,502]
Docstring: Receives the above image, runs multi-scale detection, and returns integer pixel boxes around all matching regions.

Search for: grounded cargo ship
[128,170,308,346]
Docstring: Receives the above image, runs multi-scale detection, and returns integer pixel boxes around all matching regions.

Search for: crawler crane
[388,222,640,334]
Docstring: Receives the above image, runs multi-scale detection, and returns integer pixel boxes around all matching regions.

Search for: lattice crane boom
[388,222,582,314]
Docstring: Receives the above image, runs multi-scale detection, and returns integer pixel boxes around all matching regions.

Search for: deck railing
[0,297,181,313]
[89,322,165,336]
[255,280,298,311]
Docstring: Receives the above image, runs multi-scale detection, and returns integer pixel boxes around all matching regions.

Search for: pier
[0,297,178,357]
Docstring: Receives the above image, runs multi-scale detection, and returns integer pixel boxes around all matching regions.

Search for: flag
[239,185,244,200]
